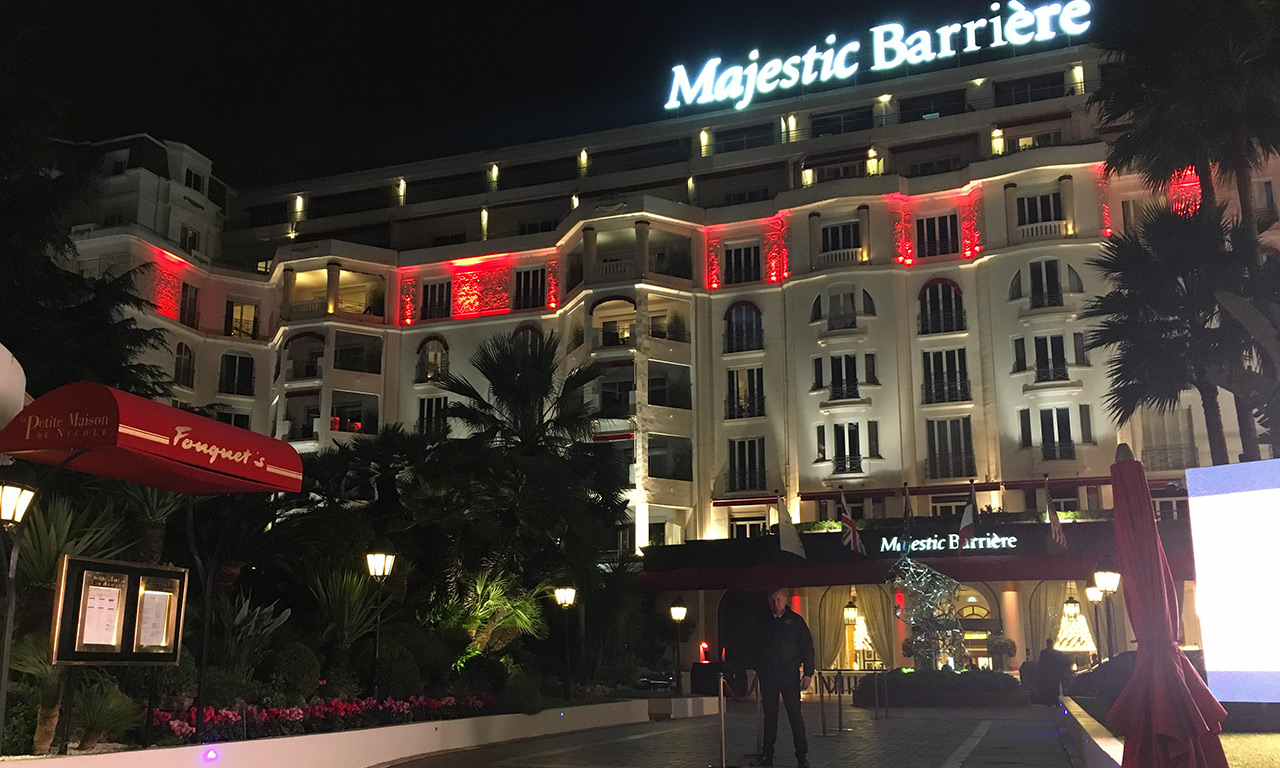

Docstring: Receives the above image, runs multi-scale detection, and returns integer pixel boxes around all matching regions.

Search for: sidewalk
[396,700,1079,768]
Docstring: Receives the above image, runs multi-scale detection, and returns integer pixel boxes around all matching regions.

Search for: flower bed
[154,694,494,743]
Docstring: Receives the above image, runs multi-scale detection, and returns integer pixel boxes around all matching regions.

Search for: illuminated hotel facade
[67,29,1272,670]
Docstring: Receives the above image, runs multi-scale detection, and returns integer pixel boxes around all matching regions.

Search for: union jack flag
[838,487,865,555]
[1045,474,1067,548]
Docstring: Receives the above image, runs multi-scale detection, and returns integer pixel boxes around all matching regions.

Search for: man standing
[752,587,814,768]
[1034,638,1071,705]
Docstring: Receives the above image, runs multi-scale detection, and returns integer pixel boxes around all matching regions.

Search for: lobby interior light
[554,586,576,608]
[1063,596,1082,618]
[843,600,858,625]
[0,463,36,527]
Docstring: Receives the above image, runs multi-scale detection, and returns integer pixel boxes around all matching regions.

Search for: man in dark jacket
[752,587,814,768]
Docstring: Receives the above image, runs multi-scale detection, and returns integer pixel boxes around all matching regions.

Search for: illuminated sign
[665,1,1092,111]
[878,532,1018,554]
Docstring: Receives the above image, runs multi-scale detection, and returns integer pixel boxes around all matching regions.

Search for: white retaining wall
[1061,697,1124,768]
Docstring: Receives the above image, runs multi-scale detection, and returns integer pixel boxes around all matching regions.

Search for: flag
[777,492,807,558]
[838,487,865,555]
[1045,475,1067,548]
[958,483,977,550]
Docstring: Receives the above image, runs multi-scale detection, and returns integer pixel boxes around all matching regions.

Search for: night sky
[10,0,1107,189]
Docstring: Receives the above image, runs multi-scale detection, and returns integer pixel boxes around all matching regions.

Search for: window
[926,416,975,479]
[1066,265,1084,293]
[821,222,861,253]
[868,420,881,458]
[433,233,467,246]
[333,332,382,374]
[1073,332,1090,366]
[174,343,195,389]
[816,163,867,183]
[908,157,963,177]
[1029,259,1064,308]
[994,72,1066,106]
[1008,270,1023,300]
[179,282,199,328]
[919,280,965,334]
[180,225,200,253]
[1014,131,1063,152]
[723,243,762,284]
[715,123,774,153]
[1080,404,1095,445]
[1041,407,1075,460]
[916,213,960,258]
[726,368,765,419]
[422,280,451,319]
[815,425,827,461]
[417,396,449,438]
[862,289,876,316]
[1013,337,1027,372]
[1049,486,1079,513]
[1017,192,1064,225]
[809,296,823,322]
[723,188,769,206]
[730,513,767,539]
[184,169,205,194]
[1019,408,1033,448]
[218,353,254,396]
[827,287,858,330]
[1140,406,1199,470]
[416,338,448,382]
[648,434,693,481]
[517,219,557,235]
[931,494,969,517]
[812,357,824,390]
[598,375,635,419]
[1034,334,1069,382]
[829,354,859,400]
[513,267,547,310]
[865,353,878,385]
[724,302,763,352]
[899,89,967,122]
[922,349,970,403]
[810,107,873,137]
[224,301,257,339]
[832,423,862,474]
[214,411,250,430]
[728,437,766,491]
[649,362,692,409]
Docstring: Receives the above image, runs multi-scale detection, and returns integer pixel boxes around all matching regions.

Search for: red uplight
[1101,227,1113,237]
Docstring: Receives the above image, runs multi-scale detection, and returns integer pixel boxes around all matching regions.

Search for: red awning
[0,382,302,494]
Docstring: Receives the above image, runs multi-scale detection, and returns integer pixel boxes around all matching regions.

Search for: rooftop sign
[664,0,1092,111]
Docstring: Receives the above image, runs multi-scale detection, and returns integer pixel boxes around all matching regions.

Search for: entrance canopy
[0,382,302,494]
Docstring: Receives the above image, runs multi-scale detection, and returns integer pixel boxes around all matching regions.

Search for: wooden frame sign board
[51,555,188,666]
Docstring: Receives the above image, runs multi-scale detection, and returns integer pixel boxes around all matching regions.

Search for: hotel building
[64,24,1273,672]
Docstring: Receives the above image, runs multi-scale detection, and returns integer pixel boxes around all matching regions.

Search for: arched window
[862,289,877,316]
[1066,264,1084,293]
[416,337,449,383]
[512,324,543,355]
[1008,270,1023,301]
[724,302,763,352]
[919,279,965,334]
[218,352,254,396]
[827,284,858,330]
[174,343,195,389]
[810,296,823,323]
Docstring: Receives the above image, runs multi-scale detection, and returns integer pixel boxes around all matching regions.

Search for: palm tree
[113,483,185,564]
[1082,205,1252,465]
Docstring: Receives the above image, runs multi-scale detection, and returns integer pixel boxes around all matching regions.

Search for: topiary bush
[353,637,423,700]
[265,640,322,704]
[492,672,544,714]
[457,654,509,695]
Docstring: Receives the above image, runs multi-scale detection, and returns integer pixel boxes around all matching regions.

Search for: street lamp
[366,539,396,701]
[1085,584,1103,664]
[0,461,37,756]
[670,596,687,695]
[555,586,576,701]
[1094,561,1120,660]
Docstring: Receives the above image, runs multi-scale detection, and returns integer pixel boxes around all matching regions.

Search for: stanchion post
[718,672,727,768]
[817,669,828,736]
[836,670,844,732]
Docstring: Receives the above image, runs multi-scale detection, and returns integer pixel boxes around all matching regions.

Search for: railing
[829,382,861,401]
[218,377,254,397]
[1034,364,1070,383]
[415,417,448,439]
[597,400,635,419]
[722,267,761,285]
[928,453,977,479]
[596,324,636,349]
[290,298,328,319]
[650,391,692,409]
[415,361,448,383]
[818,248,863,267]
[922,379,971,404]
[724,331,764,353]
[1016,220,1066,241]
[420,302,451,320]
[179,307,199,330]
[725,396,766,419]
[728,471,767,492]
[595,258,636,280]
[228,317,257,339]
[330,416,375,434]
[1042,439,1077,461]
[1142,444,1200,471]
[287,360,322,381]
[918,310,967,335]
[1029,290,1065,309]
[827,312,858,332]
[832,455,863,475]
[286,421,317,441]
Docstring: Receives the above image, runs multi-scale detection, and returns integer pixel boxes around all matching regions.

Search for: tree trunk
[1235,393,1262,461]
[135,521,165,565]
[1197,381,1232,465]
[1195,158,1217,213]
[1234,148,1261,267]
[32,703,59,755]
[78,730,105,751]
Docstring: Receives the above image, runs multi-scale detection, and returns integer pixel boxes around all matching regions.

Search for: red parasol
[1107,444,1227,768]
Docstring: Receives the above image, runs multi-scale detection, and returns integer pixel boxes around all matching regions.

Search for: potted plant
[987,635,1017,671]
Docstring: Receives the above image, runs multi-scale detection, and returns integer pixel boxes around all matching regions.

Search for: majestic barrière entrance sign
[664,0,1092,111]
[878,532,1019,554]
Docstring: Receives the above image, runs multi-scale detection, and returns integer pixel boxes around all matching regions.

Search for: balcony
[818,248,864,268]
[1042,439,1077,461]
[415,417,448,440]
[1029,290,1065,310]
[725,396,766,420]
[727,471,767,493]
[286,359,323,382]
[415,360,448,384]
[1142,444,1200,471]
[827,312,858,332]
[1034,364,1070,383]
[922,379,972,404]
[330,416,375,435]
[594,257,637,282]
[928,453,976,480]
[290,297,328,320]
[595,324,636,349]
[724,331,764,354]
[831,455,864,475]
[1016,220,1066,242]
[918,309,967,335]
[829,382,861,401]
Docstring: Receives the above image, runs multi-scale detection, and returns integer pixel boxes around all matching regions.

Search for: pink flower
[170,720,195,738]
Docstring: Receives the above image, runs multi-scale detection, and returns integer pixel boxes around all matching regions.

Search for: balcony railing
[818,248,863,267]
[1142,443,1200,471]
[928,453,977,479]
[421,301,451,320]
[1029,290,1065,309]
[725,396,766,419]
[290,297,328,320]
[1034,364,1070,383]
[1042,439,1077,461]
[829,382,861,401]
[597,324,636,349]
[832,455,863,475]
[415,361,448,383]
[724,330,764,353]
[922,379,972,404]
[595,257,637,280]
[827,312,858,332]
[287,359,322,381]
[728,471,767,492]
[415,417,448,439]
[1016,220,1066,241]
[330,416,375,435]
[918,309,967,335]
[228,317,258,339]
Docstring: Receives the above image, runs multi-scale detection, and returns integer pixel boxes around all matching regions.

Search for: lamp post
[844,600,858,669]
[554,586,576,701]
[670,596,687,695]
[1094,562,1121,660]
[0,462,37,756]
[366,540,396,701]
[1085,584,1103,662]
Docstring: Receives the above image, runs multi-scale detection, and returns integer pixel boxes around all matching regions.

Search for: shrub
[353,637,423,700]
[418,626,471,687]
[75,682,140,750]
[492,672,543,714]
[986,635,1017,659]
[266,641,323,704]
[457,654,509,695]
[854,668,1019,704]
[2,682,38,756]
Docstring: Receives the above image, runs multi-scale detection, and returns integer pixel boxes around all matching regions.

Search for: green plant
[445,569,548,661]
[492,672,544,715]
[266,640,322,704]
[795,520,841,531]
[74,682,139,750]
[309,569,388,675]
[211,593,291,676]
[987,635,1017,659]
[458,654,509,695]
[353,637,422,699]
[18,495,131,588]
[11,633,63,754]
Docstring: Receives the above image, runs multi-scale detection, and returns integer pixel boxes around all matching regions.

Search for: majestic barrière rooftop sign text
[665,0,1092,111]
